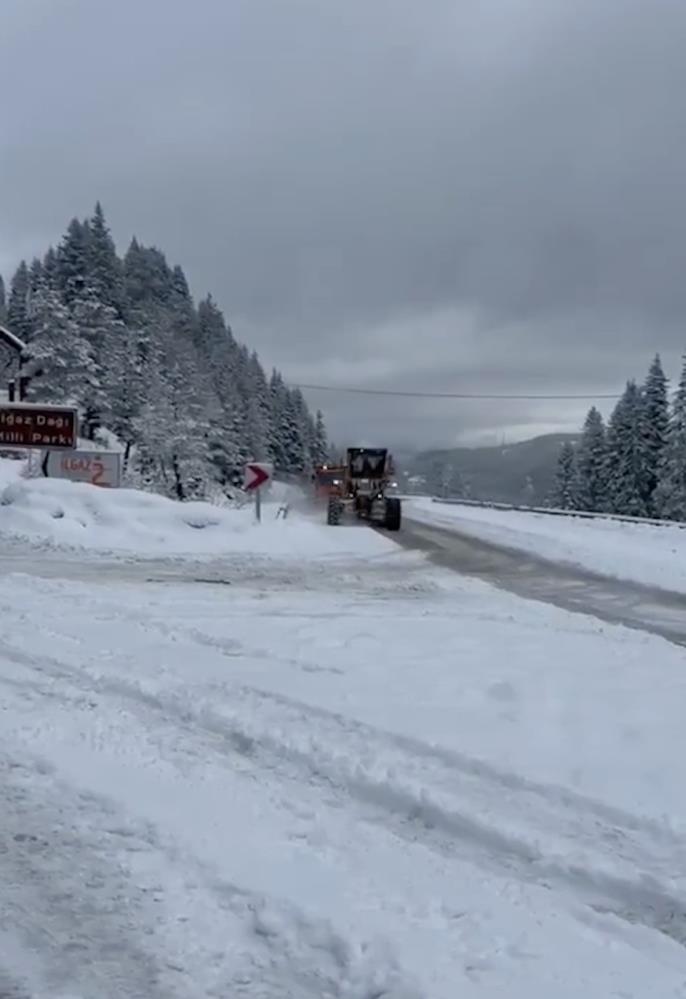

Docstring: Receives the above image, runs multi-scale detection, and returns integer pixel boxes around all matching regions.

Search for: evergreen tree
[282,390,309,472]
[7,261,31,343]
[123,240,174,307]
[640,354,669,516]
[195,295,227,358]
[245,352,272,461]
[71,294,125,438]
[24,281,92,404]
[87,202,124,314]
[26,259,44,339]
[575,407,609,512]
[106,320,147,468]
[28,258,43,295]
[195,296,254,487]
[269,370,290,472]
[553,441,578,509]
[0,275,6,325]
[605,380,648,517]
[56,218,91,304]
[289,388,315,469]
[655,355,686,521]
[312,410,328,464]
[42,247,59,289]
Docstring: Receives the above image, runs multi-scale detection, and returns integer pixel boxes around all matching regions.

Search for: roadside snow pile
[0,452,25,488]
[407,498,686,594]
[0,470,392,558]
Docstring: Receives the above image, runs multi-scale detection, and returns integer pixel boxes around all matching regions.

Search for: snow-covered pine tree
[312,410,329,464]
[289,388,315,470]
[194,295,248,487]
[655,355,686,521]
[24,280,92,405]
[123,240,174,308]
[28,258,43,296]
[575,406,609,512]
[26,259,45,339]
[552,441,578,509]
[7,261,31,343]
[605,380,649,517]
[269,370,290,472]
[244,353,272,462]
[87,203,124,315]
[195,295,227,362]
[0,275,6,325]
[105,317,148,468]
[639,354,669,517]
[121,251,202,495]
[56,218,91,305]
[129,337,175,496]
[42,247,59,289]
[154,268,212,499]
[281,389,309,473]
[71,294,126,439]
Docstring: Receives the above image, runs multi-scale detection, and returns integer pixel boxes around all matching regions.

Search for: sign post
[243,461,273,523]
[42,449,122,488]
[0,403,78,450]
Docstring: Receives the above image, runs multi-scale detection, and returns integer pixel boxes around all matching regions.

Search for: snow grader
[313,447,402,532]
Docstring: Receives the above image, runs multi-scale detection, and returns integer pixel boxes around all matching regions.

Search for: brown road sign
[0,404,78,450]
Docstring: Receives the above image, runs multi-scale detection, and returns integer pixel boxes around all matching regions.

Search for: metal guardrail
[428,496,686,530]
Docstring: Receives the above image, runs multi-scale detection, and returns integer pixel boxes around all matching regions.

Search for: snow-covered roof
[0,324,27,354]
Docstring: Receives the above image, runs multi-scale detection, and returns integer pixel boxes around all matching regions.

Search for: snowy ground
[3,467,686,996]
[407,497,686,595]
[0,461,386,560]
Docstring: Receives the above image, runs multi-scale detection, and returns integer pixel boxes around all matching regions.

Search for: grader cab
[321,447,402,531]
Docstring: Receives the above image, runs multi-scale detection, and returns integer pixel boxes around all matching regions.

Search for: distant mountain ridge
[408,433,580,505]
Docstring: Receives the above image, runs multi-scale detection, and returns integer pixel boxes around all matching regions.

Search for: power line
[291,382,623,401]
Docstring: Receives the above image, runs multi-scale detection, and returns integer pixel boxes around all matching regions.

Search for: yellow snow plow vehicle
[322,447,401,531]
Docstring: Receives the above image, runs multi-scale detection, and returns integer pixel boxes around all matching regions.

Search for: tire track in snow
[0,753,185,999]
[0,747,418,999]
[19,594,674,843]
[2,632,686,950]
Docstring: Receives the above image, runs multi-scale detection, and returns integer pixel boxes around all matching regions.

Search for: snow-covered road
[3,519,686,997]
[399,515,686,646]
[406,497,686,594]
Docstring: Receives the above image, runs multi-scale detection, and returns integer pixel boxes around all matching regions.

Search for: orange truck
[312,464,346,500]
[314,448,402,531]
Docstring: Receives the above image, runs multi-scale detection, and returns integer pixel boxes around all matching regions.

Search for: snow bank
[0,452,25,487]
[407,497,686,594]
[0,462,393,559]
[3,559,686,996]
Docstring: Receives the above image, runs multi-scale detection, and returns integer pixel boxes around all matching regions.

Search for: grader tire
[327,497,342,526]
[384,497,402,532]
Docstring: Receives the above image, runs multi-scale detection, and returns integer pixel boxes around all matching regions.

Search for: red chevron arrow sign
[243,462,273,492]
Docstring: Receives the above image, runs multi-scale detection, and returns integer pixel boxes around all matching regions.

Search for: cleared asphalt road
[395,517,686,647]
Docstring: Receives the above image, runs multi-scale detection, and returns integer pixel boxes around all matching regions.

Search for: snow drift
[407,497,686,594]
[0,461,392,558]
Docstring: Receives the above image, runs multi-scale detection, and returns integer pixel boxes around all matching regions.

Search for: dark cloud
[2,0,685,447]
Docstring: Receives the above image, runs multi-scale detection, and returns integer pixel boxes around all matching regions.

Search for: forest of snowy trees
[553,354,686,521]
[0,204,328,500]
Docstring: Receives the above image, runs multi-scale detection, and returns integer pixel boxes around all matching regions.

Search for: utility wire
[291,382,623,401]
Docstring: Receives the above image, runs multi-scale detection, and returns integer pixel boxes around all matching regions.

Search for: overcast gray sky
[2,0,685,449]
